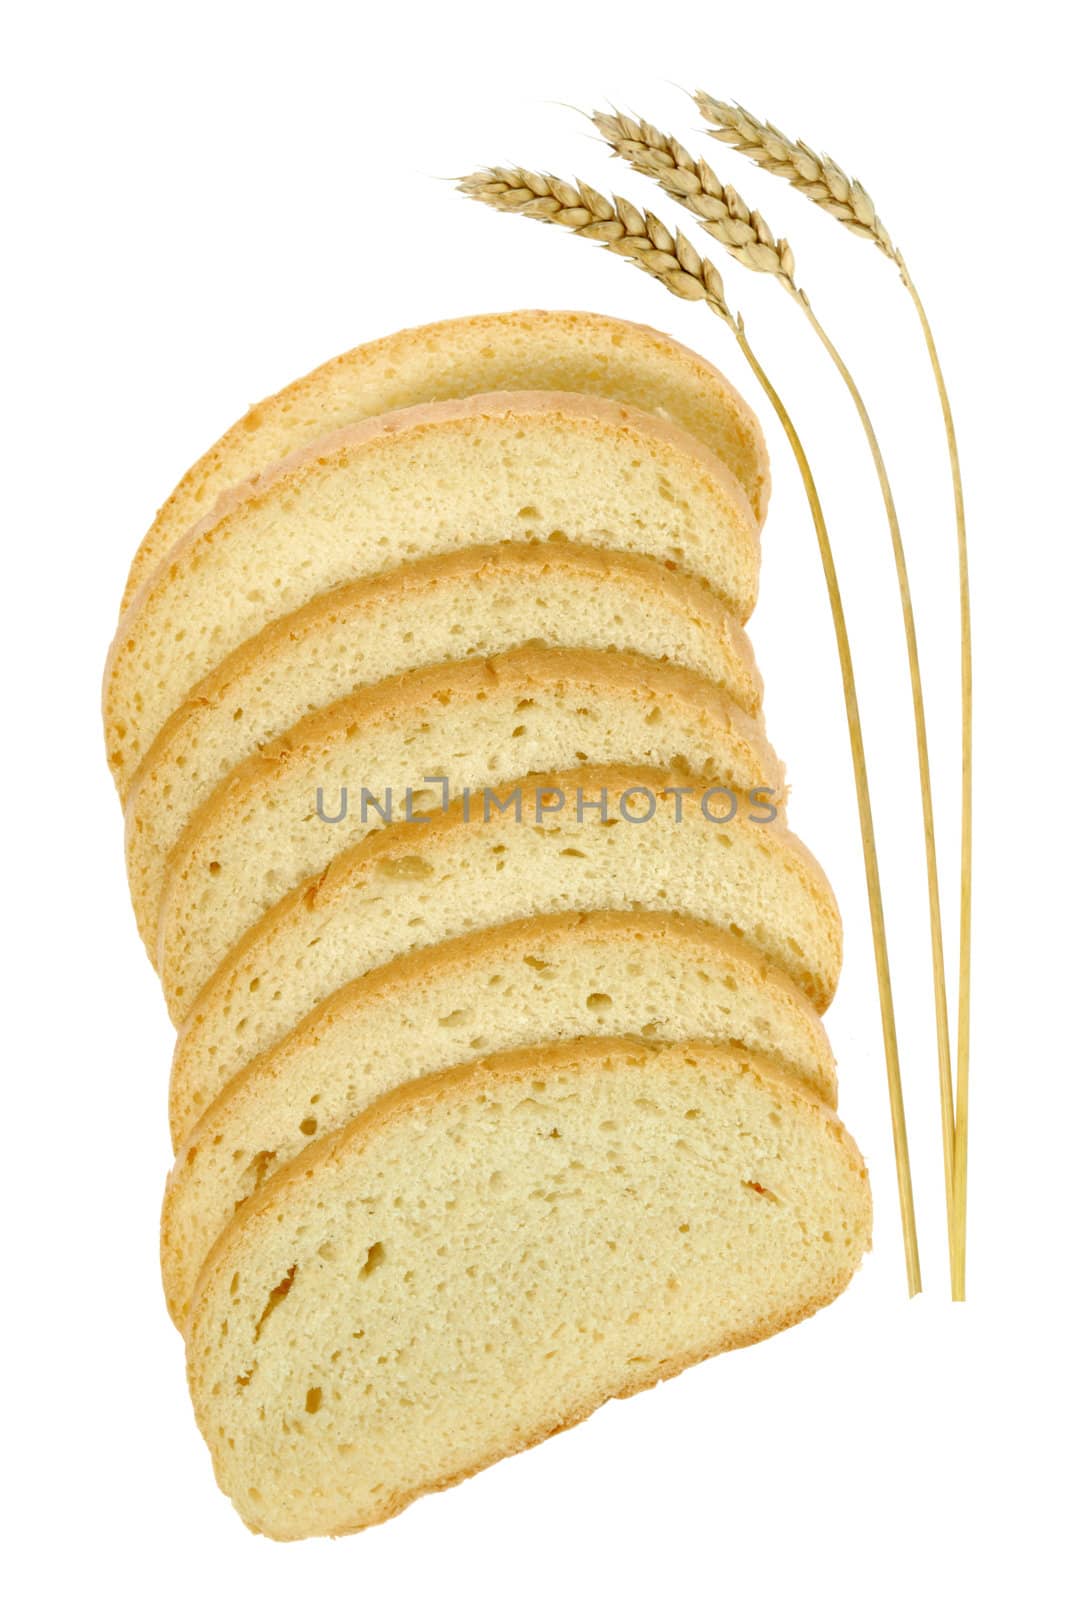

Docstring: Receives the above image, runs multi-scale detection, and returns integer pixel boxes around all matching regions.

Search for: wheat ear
[595,108,953,1295]
[459,170,736,323]
[460,163,922,1295]
[697,93,973,1302]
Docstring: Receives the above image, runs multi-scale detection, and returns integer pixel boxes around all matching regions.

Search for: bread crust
[120,308,770,614]
[186,1035,870,1539]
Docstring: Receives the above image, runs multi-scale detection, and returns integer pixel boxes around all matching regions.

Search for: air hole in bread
[360,1242,385,1279]
[375,856,433,881]
[238,1150,277,1208]
[743,1181,780,1203]
[305,1387,323,1415]
[253,1265,296,1341]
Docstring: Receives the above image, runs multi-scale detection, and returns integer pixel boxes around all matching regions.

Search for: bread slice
[186,1035,871,1540]
[103,391,763,794]
[156,648,783,1014]
[118,309,770,616]
[162,909,838,1326]
[124,544,762,957]
[169,765,840,1146]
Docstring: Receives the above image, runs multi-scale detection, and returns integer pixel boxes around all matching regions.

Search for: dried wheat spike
[593,110,797,287]
[695,93,897,261]
[458,168,736,326]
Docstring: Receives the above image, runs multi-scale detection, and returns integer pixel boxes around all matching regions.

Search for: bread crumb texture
[161,909,838,1325]
[187,1037,869,1541]
[105,391,763,794]
[168,765,840,1143]
[155,651,783,1013]
[123,545,761,956]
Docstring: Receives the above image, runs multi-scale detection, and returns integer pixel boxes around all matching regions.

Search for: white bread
[119,308,770,615]
[103,391,762,793]
[156,649,783,1015]
[124,544,762,957]
[186,1035,871,1540]
[161,909,838,1326]
[169,765,840,1146]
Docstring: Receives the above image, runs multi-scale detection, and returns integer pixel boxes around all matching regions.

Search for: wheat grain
[694,93,897,260]
[458,169,735,324]
[591,111,796,286]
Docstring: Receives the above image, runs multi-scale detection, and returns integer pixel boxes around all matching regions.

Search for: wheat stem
[595,109,951,1287]
[797,292,956,1286]
[734,322,921,1296]
[697,93,973,1301]
[460,163,923,1295]
[903,269,972,1302]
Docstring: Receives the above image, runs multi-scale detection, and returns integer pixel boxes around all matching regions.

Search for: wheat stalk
[595,108,955,1297]
[461,161,922,1295]
[696,93,974,1303]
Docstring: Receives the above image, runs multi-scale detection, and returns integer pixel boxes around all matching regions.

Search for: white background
[4,1,1082,1593]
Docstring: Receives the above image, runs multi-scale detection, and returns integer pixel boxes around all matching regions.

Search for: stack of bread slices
[104,309,871,1541]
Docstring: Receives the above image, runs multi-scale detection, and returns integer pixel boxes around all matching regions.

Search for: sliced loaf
[169,765,839,1145]
[119,308,769,614]
[104,391,762,793]
[187,1036,871,1540]
[161,909,838,1325]
[124,544,761,956]
[156,648,783,1014]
